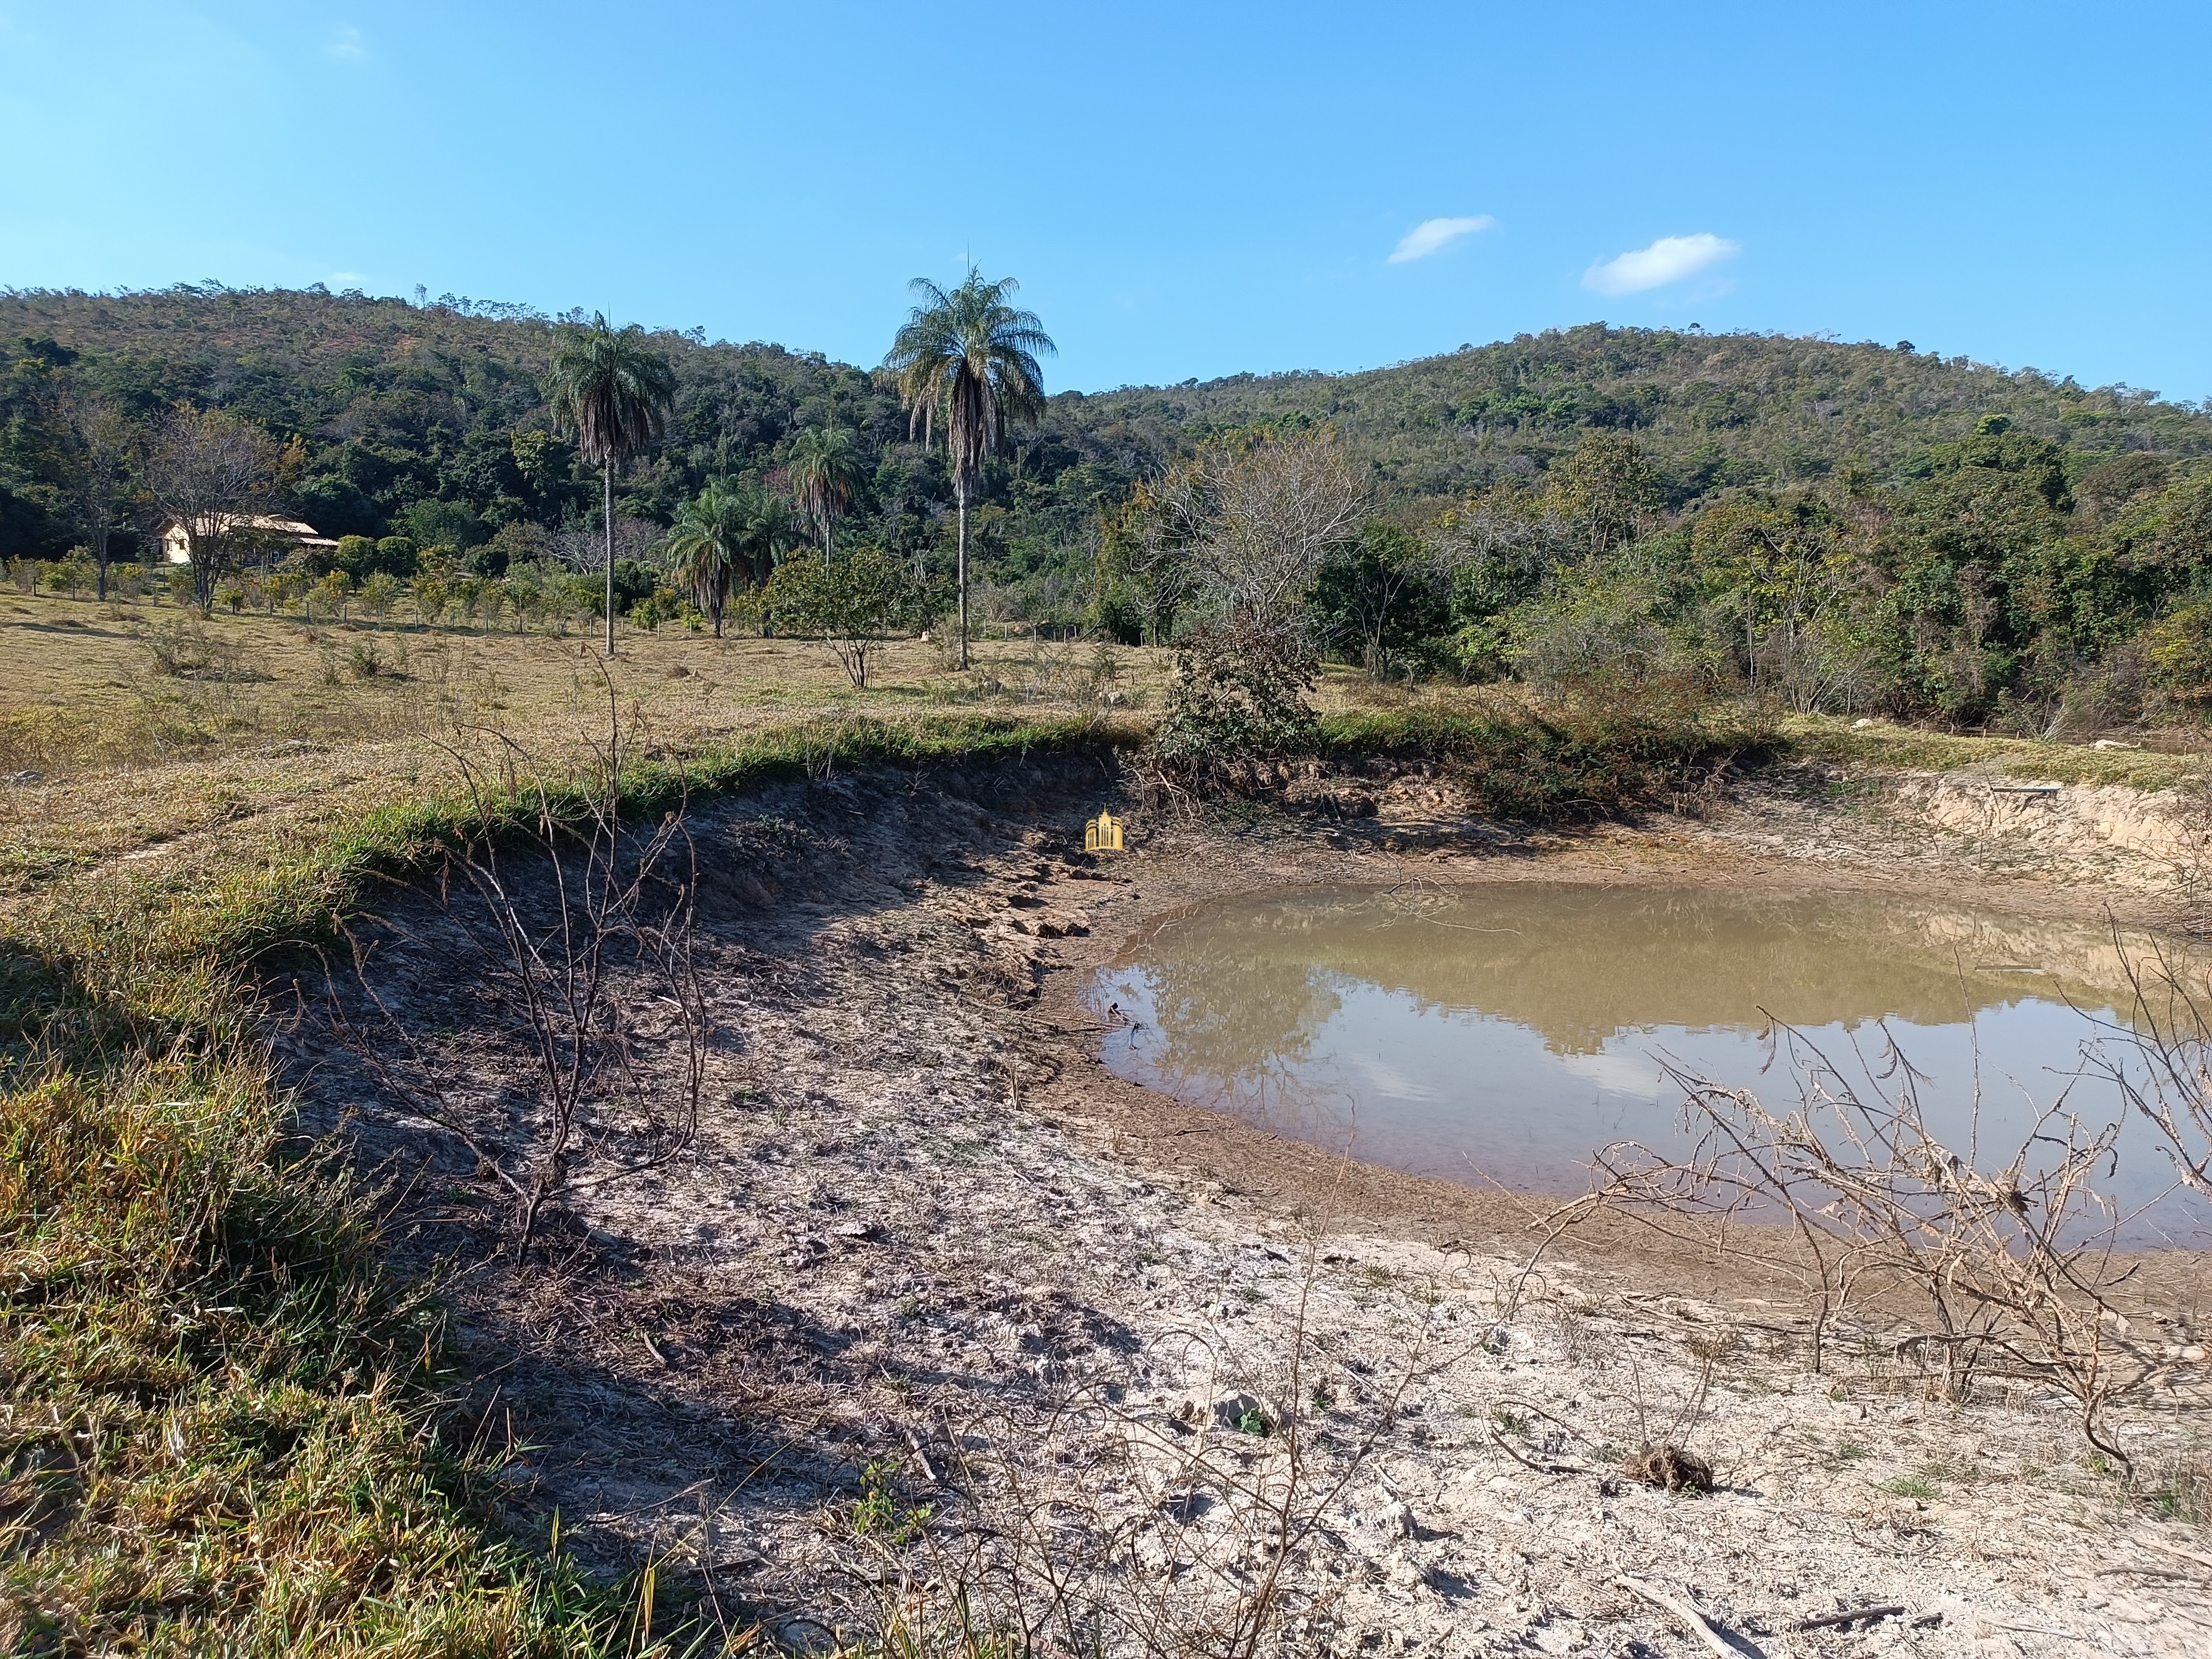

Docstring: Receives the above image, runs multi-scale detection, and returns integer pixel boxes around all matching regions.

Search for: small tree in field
[1311,520,1460,680]
[310,570,351,622]
[413,573,450,627]
[58,392,138,601]
[359,571,400,624]
[46,556,91,600]
[766,546,928,688]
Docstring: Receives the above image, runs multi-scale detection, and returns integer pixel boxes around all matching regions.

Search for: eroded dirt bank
[286,749,2212,1657]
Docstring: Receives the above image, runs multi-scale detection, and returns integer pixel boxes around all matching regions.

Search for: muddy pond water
[1090,882,2210,1248]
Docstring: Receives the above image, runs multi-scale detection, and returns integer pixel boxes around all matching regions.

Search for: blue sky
[4,2,2209,399]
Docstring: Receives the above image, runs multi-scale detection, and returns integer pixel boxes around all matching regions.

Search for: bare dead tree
[56,392,139,601]
[1115,463,1211,647]
[1427,492,1576,586]
[142,406,280,613]
[1588,1017,2164,1478]
[550,514,664,575]
[1185,429,1366,631]
[338,691,709,1266]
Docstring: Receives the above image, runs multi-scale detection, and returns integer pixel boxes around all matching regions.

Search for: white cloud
[1582,232,1740,295]
[1388,215,1495,264]
[326,23,366,61]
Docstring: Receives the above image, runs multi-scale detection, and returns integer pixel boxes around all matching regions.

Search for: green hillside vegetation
[5,284,2212,729]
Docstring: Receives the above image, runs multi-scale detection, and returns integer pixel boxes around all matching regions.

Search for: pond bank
[297,742,2212,1655]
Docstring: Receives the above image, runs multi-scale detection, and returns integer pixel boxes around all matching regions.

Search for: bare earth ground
[283,748,2212,1658]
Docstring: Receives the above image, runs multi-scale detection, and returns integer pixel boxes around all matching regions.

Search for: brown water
[1091,882,2210,1247]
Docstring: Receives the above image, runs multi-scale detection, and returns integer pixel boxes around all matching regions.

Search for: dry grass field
[17,584,2198,909]
[0,588,1180,903]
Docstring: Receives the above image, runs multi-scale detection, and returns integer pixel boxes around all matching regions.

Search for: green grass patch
[0,963,632,1655]
[1877,1474,1942,1501]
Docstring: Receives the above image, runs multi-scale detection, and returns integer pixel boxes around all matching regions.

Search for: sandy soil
[282,749,2212,1656]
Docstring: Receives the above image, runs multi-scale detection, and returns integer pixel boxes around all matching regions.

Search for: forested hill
[5,283,2210,586]
[1064,327,2212,509]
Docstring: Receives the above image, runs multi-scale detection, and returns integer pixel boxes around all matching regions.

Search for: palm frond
[544,313,677,471]
[877,268,1057,494]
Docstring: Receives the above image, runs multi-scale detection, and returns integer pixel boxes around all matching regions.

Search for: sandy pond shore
[290,749,2212,1656]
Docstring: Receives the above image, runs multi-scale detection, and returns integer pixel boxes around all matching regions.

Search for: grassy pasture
[0,589,1174,898]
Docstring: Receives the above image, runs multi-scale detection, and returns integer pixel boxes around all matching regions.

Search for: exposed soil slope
[284,752,2212,1657]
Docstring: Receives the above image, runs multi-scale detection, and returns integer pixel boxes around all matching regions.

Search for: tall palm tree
[786,424,869,559]
[545,313,677,654]
[881,269,1055,669]
[663,478,750,637]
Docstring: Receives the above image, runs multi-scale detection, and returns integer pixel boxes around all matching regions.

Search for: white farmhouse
[158,516,340,565]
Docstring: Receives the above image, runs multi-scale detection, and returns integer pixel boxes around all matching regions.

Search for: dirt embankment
[286,748,2212,1657]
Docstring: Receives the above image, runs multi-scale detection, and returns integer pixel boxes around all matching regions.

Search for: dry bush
[2151,780,2212,938]
[334,693,710,1264]
[1150,618,1319,790]
[143,616,260,681]
[2086,939,2212,1203]
[1589,1020,2171,1477]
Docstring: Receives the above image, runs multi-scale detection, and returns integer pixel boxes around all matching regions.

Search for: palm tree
[545,313,677,654]
[786,424,869,559]
[663,478,750,637]
[881,269,1055,669]
[737,486,801,586]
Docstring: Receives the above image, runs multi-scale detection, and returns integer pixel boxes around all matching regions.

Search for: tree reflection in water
[1089,883,2211,1245]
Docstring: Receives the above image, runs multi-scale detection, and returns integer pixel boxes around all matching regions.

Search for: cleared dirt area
[280,744,2212,1657]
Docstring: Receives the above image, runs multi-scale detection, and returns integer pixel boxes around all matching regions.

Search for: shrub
[627,588,677,632]
[309,570,351,621]
[412,573,450,627]
[766,547,930,687]
[1508,572,1684,702]
[45,557,92,599]
[500,569,542,632]
[1155,616,1318,769]
[144,619,251,681]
